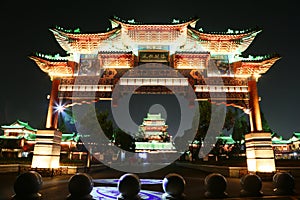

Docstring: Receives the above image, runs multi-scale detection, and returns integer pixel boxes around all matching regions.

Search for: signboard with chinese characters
[138,50,169,63]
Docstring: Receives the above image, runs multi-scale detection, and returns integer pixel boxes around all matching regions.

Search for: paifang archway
[30,16,280,173]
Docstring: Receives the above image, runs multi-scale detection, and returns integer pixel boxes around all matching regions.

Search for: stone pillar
[31,129,62,169]
[46,78,60,129]
[245,76,276,173]
[248,76,262,132]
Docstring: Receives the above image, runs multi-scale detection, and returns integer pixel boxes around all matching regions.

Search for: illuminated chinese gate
[30,16,280,173]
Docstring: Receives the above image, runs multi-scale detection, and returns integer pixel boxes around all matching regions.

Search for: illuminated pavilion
[0,120,36,158]
[135,113,175,151]
[0,120,82,160]
[30,16,280,173]
[138,113,169,142]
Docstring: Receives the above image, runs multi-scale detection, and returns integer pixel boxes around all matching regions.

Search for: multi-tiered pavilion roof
[30,16,280,111]
[30,16,279,78]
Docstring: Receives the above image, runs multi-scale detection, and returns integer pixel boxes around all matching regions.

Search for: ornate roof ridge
[16,119,28,126]
[54,26,81,33]
[1,119,37,131]
[190,26,261,35]
[238,53,281,62]
[49,26,120,36]
[98,51,133,54]
[29,53,69,62]
[110,15,199,26]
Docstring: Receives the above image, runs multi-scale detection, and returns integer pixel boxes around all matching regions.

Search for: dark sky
[0,1,295,138]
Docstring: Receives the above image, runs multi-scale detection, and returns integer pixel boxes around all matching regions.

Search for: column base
[245,132,276,174]
[31,129,62,169]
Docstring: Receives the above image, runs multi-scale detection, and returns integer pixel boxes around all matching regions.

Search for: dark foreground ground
[0,162,300,200]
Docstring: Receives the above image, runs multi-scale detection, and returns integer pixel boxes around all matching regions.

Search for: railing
[11,171,295,199]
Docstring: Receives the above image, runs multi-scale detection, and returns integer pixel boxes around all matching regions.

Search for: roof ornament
[172,19,180,24]
[74,28,81,33]
[55,25,81,33]
[227,29,234,34]
[127,19,135,24]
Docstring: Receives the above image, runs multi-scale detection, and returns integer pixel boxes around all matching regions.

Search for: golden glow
[46,79,60,129]
[31,155,60,168]
[33,145,60,155]
[99,98,113,100]
[246,159,257,172]
[29,56,73,80]
[246,148,275,159]
[233,57,280,76]
[247,158,276,173]
[248,78,263,132]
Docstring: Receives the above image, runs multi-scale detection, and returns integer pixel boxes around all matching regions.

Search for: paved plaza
[0,163,299,200]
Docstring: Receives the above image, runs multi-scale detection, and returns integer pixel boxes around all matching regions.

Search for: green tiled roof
[1,120,37,132]
[144,113,165,121]
[112,15,198,25]
[55,26,81,33]
[272,139,291,144]
[272,136,283,141]
[24,133,36,141]
[33,52,69,61]
[61,133,80,142]
[216,135,235,144]
[197,27,260,35]
[232,54,280,63]
[272,135,292,144]
[293,132,300,139]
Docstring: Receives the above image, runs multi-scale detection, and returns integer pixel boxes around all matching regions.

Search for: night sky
[0,1,295,138]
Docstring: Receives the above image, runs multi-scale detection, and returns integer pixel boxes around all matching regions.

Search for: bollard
[162,173,186,200]
[12,171,43,200]
[67,173,94,200]
[117,173,141,200]
[204,173,228,198]
[273,172,295,195]
[240,173,262,197]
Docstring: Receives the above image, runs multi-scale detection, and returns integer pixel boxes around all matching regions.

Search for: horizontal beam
[59,85,113,92]
[195,85,248,93]
[119,78,189,86]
